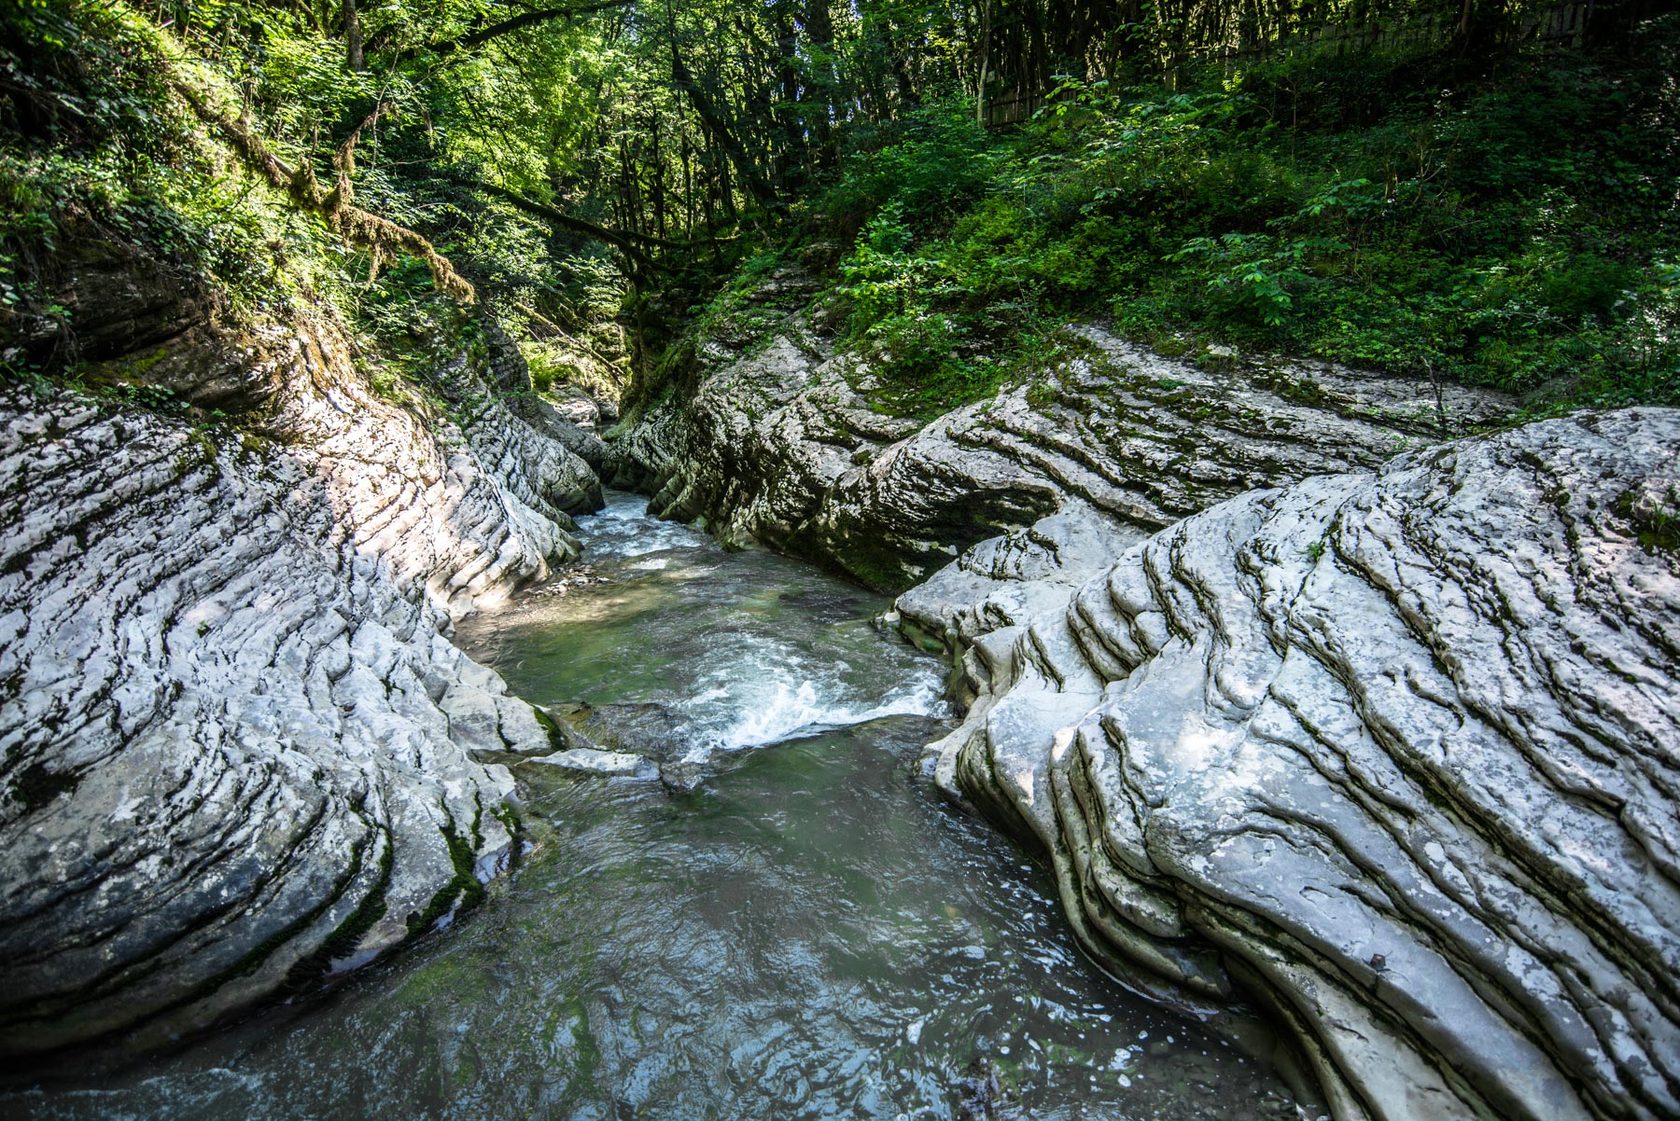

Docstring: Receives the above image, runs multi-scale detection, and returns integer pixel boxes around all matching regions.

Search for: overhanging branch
[392,0,634,64]
[440,176,666,270]
[172,80,476,303]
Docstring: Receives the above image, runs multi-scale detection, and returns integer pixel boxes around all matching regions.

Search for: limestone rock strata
[480,318,612,474]
[0,314,600,1055]
[934,409,1680,1121]
[613,329,920,559]
[615,313,1507,638]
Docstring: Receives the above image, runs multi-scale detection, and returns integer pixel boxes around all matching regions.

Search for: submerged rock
[0,302,601,1055]
[933,408,1680,1121]
[954,1056,1027,1121]
[527,748,659,780]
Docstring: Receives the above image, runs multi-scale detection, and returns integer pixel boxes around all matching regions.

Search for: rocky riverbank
[613,279,1680,1121]
[7,229,1677,1121]
[612,277,1508,614]
[610,277,1508,670]
[0,254,603,1057]
[933,407,1680,1121]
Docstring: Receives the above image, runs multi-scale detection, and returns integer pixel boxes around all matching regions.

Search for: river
[5,493,1301,1120]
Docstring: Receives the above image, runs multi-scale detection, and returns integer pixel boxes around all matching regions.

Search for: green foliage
[1618,485,1680,555]
[831,203,997,415]
[0,1,401,377]
[822,103,1001,237]
[10,0,1677,424]
[738,25,1680,417]
[837,206,960,325]
[1171,232,1325,329]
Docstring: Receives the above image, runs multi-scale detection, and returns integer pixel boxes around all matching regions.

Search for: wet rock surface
[0,306,601,1056]
[9,227,1674,1121]
[933,408,1680,1121]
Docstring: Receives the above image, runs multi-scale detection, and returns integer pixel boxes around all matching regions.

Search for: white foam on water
[574,491,950,765]
[579,493,709,559]
[680,650,947,760]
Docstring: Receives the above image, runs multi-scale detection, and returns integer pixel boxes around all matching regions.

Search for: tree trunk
[343,0,364,70]
[803,0,839,165]
[668,38,778,209]
[772,0,804,190]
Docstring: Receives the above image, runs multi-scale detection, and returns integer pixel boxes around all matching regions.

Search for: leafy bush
[761,27,1680,417]
[821,102,1001,239]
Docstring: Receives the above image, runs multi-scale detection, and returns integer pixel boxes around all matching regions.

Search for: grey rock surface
[527,748,660,780]
[616,283,1680,1120]
[480,318,611,476]
[932,408,1680,1121]
[0,307,600,1055]
[613,308,1509,645]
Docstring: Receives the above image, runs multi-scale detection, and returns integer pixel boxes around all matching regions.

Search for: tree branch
[171,80,475,303]
[439,175,661,269]
[666,28,779,210]
[392,0,633,64]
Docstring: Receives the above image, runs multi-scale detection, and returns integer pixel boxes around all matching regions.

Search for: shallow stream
[7,493,1300,1120]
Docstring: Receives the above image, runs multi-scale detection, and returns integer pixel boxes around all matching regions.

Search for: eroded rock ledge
[613,301,1508,643]
[933,408,1680,1121]
[0,303,600,1056]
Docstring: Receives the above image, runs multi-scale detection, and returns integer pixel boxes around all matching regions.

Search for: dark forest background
[4,0,1677,417]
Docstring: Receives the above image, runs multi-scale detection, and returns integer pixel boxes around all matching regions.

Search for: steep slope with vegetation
[784,42,1680,420]
[591,1,1680,424]
[9,1,1673,424]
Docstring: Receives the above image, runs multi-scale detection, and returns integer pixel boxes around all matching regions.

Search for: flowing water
[5,493,1302,1121]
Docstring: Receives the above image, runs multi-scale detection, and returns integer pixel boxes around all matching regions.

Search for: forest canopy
[2,0,1677,416]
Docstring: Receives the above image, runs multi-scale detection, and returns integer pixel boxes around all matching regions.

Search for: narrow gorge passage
[5,494,1302,1121]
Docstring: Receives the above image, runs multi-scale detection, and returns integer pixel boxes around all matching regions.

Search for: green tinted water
[5,494,1301,1121]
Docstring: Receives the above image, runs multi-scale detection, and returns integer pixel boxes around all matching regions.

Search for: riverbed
[5,493,1300,1120]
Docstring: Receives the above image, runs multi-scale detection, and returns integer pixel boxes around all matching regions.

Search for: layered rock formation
[0,272,600,1055]
[615,273,1680,1119]
[614,289,1507,635]
[932,408,1680,1121]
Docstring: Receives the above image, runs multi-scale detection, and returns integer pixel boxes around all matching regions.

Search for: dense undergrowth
[665,24,1680,420]
[4,2,1676,431]
[0,2,627,409]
